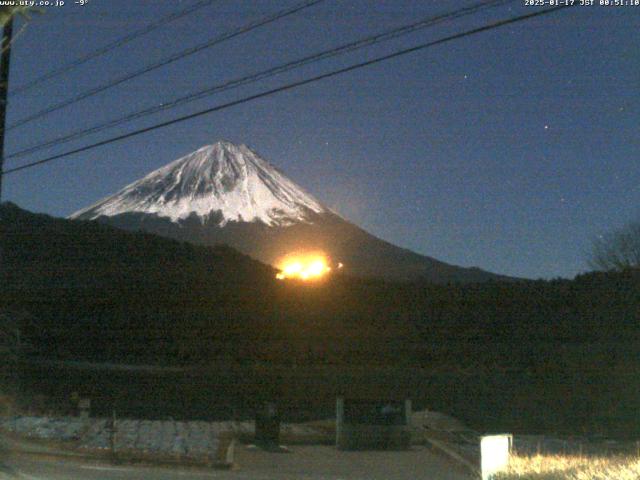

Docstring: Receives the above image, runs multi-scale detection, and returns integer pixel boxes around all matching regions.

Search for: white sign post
[481,434,512,480]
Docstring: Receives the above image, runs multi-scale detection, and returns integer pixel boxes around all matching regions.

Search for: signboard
[343,400,407,426]
[481,434,512,480]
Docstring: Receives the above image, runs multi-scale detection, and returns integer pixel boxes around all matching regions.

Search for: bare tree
[590,222,640,271]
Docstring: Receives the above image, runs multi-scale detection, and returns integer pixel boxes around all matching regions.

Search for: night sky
[3,0,638,279]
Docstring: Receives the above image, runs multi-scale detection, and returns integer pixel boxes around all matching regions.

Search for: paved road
[1,445,474,480]
[236,445,475,480]
[1,455,224,480]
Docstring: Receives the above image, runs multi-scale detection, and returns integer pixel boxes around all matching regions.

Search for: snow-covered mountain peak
[70,141,328,226]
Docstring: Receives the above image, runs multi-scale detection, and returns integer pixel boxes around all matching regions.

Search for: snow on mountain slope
[70,141,328,227]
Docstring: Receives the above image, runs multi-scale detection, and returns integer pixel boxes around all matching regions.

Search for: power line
[6,0,326,131]
[11,0,218,96]
[6,0,515,162]
[2,5,573,177]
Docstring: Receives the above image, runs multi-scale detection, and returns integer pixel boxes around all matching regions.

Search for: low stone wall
[0,415,230,462]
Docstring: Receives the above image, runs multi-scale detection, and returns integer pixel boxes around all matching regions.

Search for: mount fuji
[71,141,508,283]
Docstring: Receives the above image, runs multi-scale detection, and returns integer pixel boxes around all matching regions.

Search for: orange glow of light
[275,253,335,281]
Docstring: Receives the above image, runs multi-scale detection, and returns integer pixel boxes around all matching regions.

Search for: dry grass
[495,453,640,480]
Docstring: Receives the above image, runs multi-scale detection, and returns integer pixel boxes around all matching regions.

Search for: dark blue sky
[3,0,638,279]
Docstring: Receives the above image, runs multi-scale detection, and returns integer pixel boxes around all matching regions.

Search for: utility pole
[0,13,14,202]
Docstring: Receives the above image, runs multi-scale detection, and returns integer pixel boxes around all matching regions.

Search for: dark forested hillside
[0,202,420,365]
[2,202,640,436]
[1,202,277,363]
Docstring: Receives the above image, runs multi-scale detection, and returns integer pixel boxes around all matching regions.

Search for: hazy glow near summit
[275,252,342,281]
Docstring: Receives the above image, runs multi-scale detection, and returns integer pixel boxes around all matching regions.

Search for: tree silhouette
[590,221,640,271]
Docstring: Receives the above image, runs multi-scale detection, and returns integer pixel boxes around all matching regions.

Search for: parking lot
[234,444,474,480]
